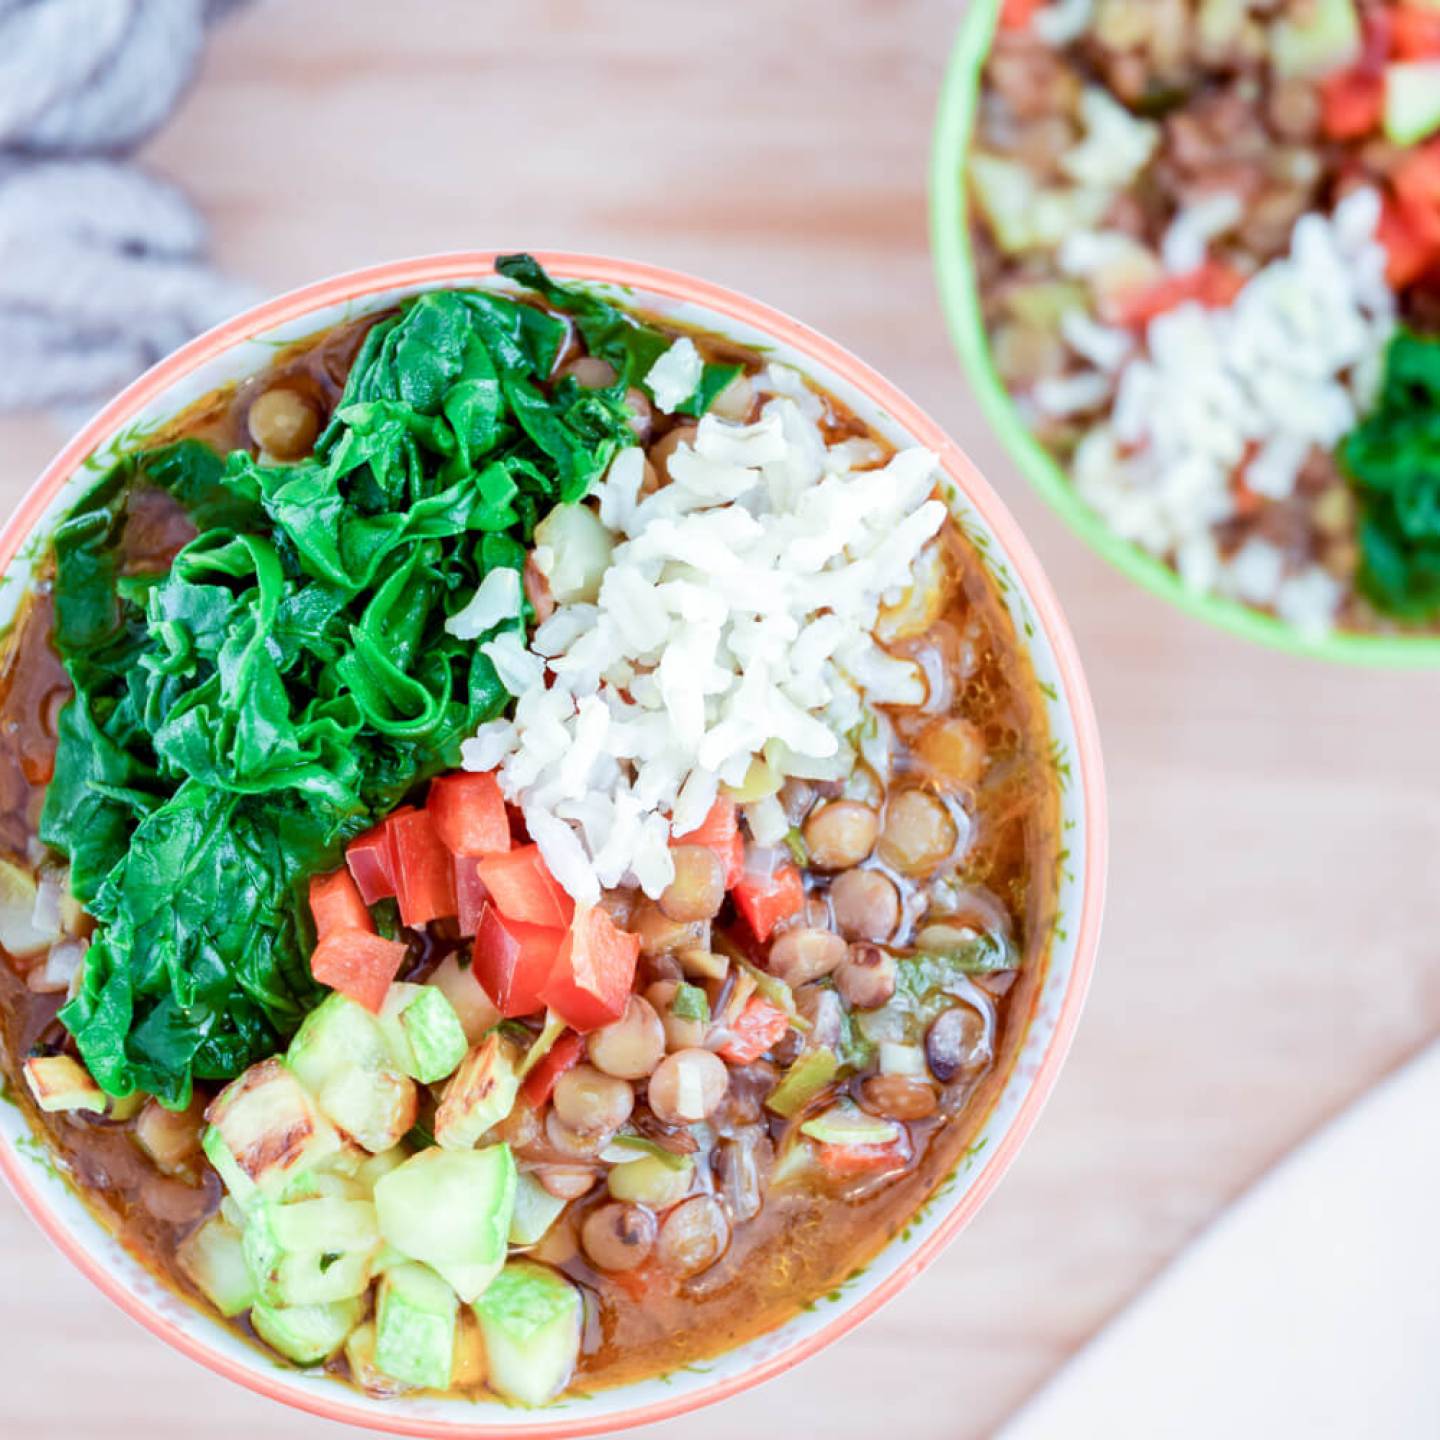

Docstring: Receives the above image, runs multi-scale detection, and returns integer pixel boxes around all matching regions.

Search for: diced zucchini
[288,993,390,1087]
[379,983,468,1084]
[106,1089,147,1122]
[134,1096,204,1174]
[343,1321,409,1398]
[1385,62,1440,146]
[474,1261,582,1407]
[427,953,501,1044]
[434,1033,519,1150]
[22,1054,104,1114]
[508,1172,567,1247]
[1005,281,1089,330]
[800,1101,902,1148]
[177,1216,256,1317]
[0,857,60,958]
[250,1295,364,1367]
[243,1195,381,1307]
[317,1067,418,1156]
[970,154,1039,255]
[287,993,417,1153]
[1271,0,1361,78]
[353,1146,408,1192]
[373,1144,516,1302]
[374,1261,458,1391]
[204,1059,340,1198]
[766,1047,838,1119]
[270,1195,381,1253]
[606,1153,694,1209]
[279,1165,366,1203]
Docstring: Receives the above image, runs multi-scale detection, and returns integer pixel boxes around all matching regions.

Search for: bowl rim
[930,0,1440,669]
[0,249,1108,1437]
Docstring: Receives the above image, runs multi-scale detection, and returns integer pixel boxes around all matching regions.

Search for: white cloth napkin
[0,0,252,421]
[1000,1040,1440,1439]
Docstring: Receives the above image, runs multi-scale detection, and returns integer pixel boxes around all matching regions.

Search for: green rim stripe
[928,0,1440,668]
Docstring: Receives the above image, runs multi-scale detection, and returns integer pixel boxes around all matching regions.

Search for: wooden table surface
[2,3,1438,1436]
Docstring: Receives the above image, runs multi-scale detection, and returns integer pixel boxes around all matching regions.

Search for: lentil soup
[965,0,1440,639]
[0,258,1059,1404]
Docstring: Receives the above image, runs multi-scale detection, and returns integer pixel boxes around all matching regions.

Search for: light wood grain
[1,3,1438,1436]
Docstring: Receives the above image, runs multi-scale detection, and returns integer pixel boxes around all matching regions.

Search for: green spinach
[495,254,744,416]
[42,261,673,1108]
[1342,328,1440,620]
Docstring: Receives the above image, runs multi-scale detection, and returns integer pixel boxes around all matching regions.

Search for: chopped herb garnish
[783,827,809,867]
[404,1122,437,1151]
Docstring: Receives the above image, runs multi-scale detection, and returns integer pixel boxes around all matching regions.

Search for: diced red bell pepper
[1320,69,1385,139]
[1393,139,1440,246]
[816,1137,912,1177]
[519,1030,584,1107]
[1379,196,1439,285]
[428,772,511,857]
[673,796,744,889]
[540,905,641,1033]
[389,808,458,928]
[1109,260,1247,329]
[310,930,408,1014]
[732,860,805,942]
[455,855,491,938]
[471,903,565,1017]
[345,820,398,906]
[477,845,574,929]
[1393,6,1440,59]
[673,795,738,852]
[1318,4,1391,140]
[998,0,1042,28]
[715,996,791,1065]
[309,868,374,942]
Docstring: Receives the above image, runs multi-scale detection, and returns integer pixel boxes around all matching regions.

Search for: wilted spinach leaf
[42,261,682,1107]
[495,253,744,418]
[1342,328,1440,620]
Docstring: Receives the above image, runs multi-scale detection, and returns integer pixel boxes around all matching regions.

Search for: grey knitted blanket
[0,0,252,422]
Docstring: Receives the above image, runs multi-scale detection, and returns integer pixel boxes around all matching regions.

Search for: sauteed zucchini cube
[176,1215,255,1318]
[287,993,418,1153]
[250,1295,365,1367]
[21,1054,104,1114]
[242,1195,381,1307]
[434,1033,519,1150]
[203,1059,340,1201]
[373,1144,516,1302]
[134,1095,205,1174]
[374,1261,459,1391]
[508,1172,567,1247]
[379,983,468,1084]
[473,1260,582,1406]
[343,1322,406,1398]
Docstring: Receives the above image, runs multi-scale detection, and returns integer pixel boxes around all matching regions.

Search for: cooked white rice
[462,366,948,903]
[1062,186,1395,633]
